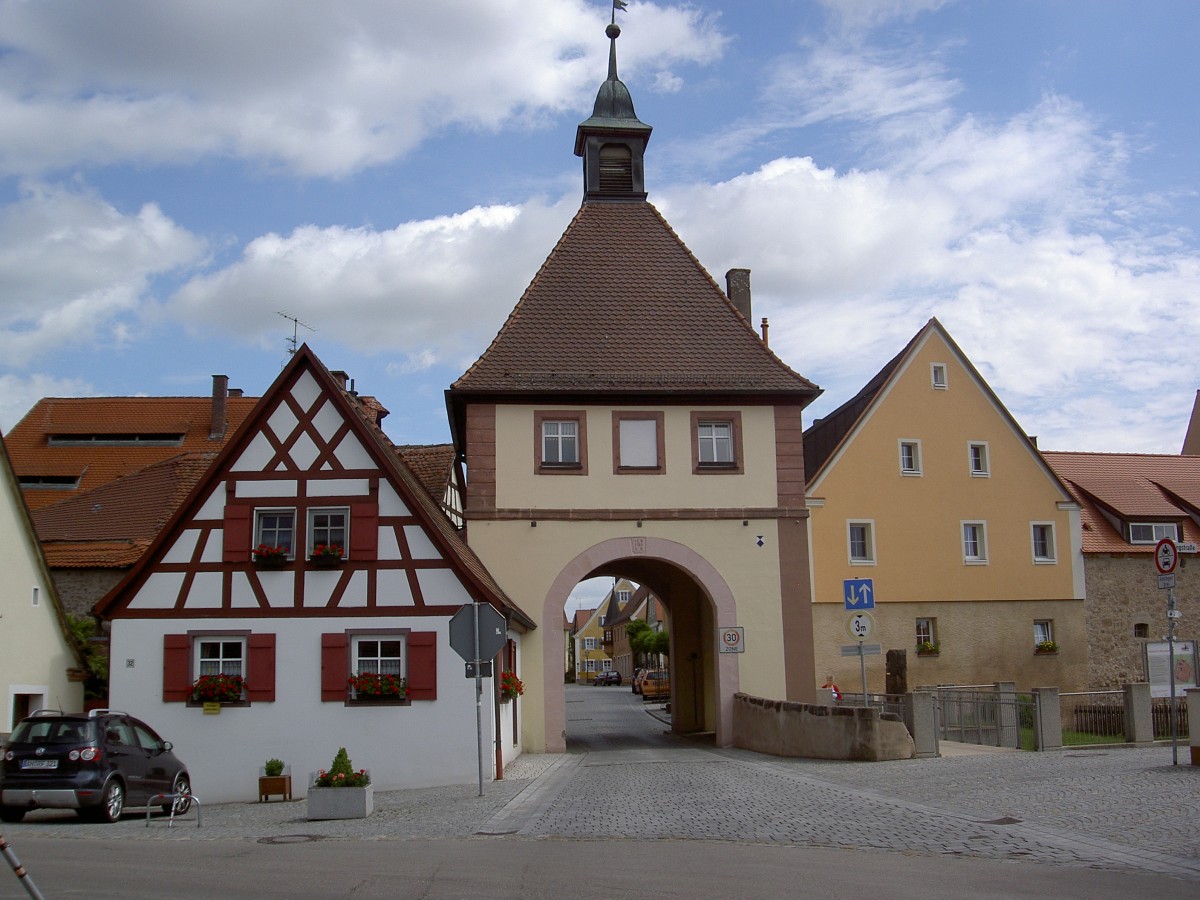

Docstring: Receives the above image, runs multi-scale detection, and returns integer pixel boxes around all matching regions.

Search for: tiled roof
[452,201,819,397]
[394,444,454,506]
[7,394,258,510]
[1042,451,1200,553]
[32,452,216,545]
[42,540,150,569]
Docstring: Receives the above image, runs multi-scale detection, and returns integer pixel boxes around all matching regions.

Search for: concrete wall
[732,693,915,761]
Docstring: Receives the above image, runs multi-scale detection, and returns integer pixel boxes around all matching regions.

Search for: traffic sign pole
[1155,539,1180,765]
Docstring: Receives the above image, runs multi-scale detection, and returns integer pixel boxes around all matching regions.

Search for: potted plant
[191,672,247,703]
[308,543,345,567]
[259,758,292,802]
[307,747,372,820]
[252,543,290,569]
[347,672,406,701]
[1035,640,1059,654]
[916,641,940,656]
[500,670,524,702]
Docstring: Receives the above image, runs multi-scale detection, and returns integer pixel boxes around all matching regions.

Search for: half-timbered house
[95,346,533,802]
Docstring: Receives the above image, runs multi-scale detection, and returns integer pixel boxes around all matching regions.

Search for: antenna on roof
[277,311,315,359]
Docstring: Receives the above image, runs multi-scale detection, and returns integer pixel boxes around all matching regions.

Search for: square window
[1031,523,1056,562]
[962,521,988,563]
[968,442,990,476]
[691,412,744,474]
[535,411,587,474]
[353,636,405,676]
[196,637,245,678]
[613,412,664,473]
[931,363,948,389]
[1034,620,1054,647]
[309,507,348,557]
[899,440,922,475]
[583,637,597,651]
[848,521,875,564]
[255,509,295,557]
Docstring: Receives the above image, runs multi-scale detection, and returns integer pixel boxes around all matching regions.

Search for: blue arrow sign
[843,578,875,610]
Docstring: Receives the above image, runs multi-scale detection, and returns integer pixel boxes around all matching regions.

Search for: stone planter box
[306,784,373,820]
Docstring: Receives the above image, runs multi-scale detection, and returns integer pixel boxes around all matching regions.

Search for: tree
[67,615,109,701]
[627,618,668,668]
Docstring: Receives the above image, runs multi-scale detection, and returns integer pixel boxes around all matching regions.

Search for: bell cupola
[574,19,652,201]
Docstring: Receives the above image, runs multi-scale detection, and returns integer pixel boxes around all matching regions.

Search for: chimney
[228,388,243,398]
[760,317,769,347]
[725,268,752,321]
[359,396,390,427]
[209,375,228,441]
[330,370,350,390]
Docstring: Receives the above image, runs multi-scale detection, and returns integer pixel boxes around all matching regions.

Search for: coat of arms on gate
[631,537,646,555]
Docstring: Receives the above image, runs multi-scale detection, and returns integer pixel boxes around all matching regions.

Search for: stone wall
[732,692,915,761]
[52,568,124,621]
[1084,554,1199,689]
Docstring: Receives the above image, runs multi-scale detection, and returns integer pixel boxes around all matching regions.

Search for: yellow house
[804,319,1086,693]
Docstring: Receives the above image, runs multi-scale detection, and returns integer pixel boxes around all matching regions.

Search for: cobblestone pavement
[4,684,1198,886]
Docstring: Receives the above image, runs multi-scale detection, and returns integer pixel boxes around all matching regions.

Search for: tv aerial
[277,311,315,358]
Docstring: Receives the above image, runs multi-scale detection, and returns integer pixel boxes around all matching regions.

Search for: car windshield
[10,719,97,745]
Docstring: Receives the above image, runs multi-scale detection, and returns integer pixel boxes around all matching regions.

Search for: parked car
[631,668,646,694]
[594,670,622,686]
[0,709,191,823]
[640,669,670,702]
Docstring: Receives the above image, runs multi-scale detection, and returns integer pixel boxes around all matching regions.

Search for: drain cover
[983,817,1022,825]
[257,834,326,845]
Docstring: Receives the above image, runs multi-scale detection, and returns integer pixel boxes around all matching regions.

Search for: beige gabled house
[0,431,84,731]
[804,319,1086,692]
[447,21,821,751]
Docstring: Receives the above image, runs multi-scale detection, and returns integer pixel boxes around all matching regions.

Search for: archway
[541,536,739,752]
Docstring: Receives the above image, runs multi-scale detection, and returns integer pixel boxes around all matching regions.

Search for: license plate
[20,759,58,770]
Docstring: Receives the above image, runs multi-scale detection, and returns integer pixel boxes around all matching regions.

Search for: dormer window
[599,144,633,193]
[1128,522,1180,544]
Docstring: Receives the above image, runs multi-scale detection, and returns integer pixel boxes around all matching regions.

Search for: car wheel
[0,806,26,823]
[164,774,191,816]
[98,779,124,823]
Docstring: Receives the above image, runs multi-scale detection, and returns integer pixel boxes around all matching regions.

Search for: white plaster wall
[108,616,500,803]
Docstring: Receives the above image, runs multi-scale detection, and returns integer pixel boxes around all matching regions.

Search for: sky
[2,2,1198,605]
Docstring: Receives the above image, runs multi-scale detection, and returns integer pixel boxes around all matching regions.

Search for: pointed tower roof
[1183,390,1200,455]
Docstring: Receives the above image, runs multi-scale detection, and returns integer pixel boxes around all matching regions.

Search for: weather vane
[612,1,627,25]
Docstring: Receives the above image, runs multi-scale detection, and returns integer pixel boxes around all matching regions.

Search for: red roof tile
[453,201,818,398]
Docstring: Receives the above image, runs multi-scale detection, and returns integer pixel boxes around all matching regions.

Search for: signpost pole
[858,643,867,705]
[473,602,484,796]
[1168,587,1178,766]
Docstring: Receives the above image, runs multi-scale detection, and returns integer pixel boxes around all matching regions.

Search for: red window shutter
[163,634,190,702]
[247,633,276,702]
[223,505,252,562]
[321,633,349,701]
[349,503,378,557]
[407,631,437,701]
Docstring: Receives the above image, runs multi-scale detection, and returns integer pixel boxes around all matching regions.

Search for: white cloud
[818,0,955,33]
[0,0,726,177]
[0,181,205,367]
[0,373,95,433]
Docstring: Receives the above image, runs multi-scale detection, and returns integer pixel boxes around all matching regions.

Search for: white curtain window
[697,422,733,464]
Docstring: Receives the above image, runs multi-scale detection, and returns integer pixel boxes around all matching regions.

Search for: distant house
[609,584,667,679]
[95,346,534,802]
[573,600,614,684]
[0,430,84,732]
[804,319,1086,692]
[1042,451,1200,688]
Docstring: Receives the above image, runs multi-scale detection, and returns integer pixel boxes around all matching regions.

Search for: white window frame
[194,636,246,679]
[898,439,923,476]
[1031,522,1057,563]
[847,520,876,565]
[583,637,597,651]
[968,442,990,477]
[962,521,988,564]
[697,421,734,465]
[584,659,597,673]
[1128,522,1179,544]
[308,506,349,557]
[931,363,948,389]
[542,419,579,465]
[255,508,296,558]
[1034,620,1054,646]
[915,617,937,647]
[618,418,659,468]
[351,634,406,677]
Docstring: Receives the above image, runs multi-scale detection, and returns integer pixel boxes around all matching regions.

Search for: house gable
[97,346,527,623]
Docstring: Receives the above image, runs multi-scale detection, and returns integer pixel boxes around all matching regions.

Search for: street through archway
[564,682,679,751]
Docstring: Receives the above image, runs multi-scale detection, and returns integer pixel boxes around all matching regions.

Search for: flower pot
[308,554,344,568]
[259,774,292,802]
[254,555,289,570]
[306,784,373,820]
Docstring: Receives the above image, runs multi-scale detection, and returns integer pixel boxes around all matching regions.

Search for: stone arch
[541,536,739,752]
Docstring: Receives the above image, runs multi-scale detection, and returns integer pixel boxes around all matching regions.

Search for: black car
[0,709,191,823]
[595,670,622,686]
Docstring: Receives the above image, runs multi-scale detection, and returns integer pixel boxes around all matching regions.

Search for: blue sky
[2,0,1198,473]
